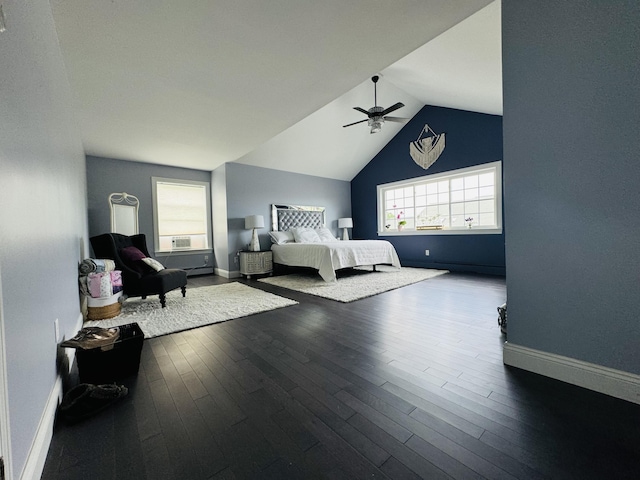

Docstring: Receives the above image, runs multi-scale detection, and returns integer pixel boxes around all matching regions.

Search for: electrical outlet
[204,255,209,265]
[54,318,59,342]
[425,249,430,256]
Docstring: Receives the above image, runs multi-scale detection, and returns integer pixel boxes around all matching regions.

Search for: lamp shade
[245,215,264,230]
[338,218,353,229]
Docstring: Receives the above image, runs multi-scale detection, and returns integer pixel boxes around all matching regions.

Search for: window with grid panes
[377,161,502,235]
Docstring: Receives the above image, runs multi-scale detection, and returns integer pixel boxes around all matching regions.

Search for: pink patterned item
[110,270,122,287]
[87,272,113,298]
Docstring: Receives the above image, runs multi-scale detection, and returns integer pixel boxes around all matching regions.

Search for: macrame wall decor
[409,124,446,170]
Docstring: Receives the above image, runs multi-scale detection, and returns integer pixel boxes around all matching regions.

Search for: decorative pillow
[119,246,146,262]
[118,246,152,274]
[142,257,165,272]
[316,227,337,242]
[291,227,322,244]
[269,230,295,245]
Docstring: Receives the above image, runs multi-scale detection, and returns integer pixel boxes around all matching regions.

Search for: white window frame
[152,177,212,254]
[377,161,503,236]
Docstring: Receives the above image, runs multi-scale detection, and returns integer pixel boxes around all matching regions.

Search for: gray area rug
[84,282,298,338]
[258,266,448,302]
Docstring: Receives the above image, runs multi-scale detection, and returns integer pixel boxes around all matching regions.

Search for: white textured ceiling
[51,0,500,180]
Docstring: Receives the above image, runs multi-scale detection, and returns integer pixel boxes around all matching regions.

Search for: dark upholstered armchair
[90,233,187,308]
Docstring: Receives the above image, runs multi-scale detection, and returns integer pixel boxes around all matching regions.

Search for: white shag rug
[84,282,298,338]
[258,266,448,302]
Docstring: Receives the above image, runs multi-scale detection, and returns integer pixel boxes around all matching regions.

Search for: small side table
[239,250,273,279]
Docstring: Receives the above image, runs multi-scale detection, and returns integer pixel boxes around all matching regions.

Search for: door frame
[0,265,13,480]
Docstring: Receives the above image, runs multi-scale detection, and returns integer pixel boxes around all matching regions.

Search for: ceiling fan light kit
[343,76,408,134]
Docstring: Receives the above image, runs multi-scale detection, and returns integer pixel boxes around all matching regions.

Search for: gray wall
[0,0,88,476]
[87,159,351,276]
[211,164,230,272]
[503,1,640,373]
[86,156,213,273]
[223,163,351,273]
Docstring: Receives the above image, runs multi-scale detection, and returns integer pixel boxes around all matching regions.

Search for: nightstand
[239,250,273,279]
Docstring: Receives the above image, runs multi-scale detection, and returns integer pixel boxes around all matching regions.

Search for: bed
[269,204,401,282]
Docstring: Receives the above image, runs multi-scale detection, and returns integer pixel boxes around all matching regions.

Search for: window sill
[378,227,502,236]
[155,248,212,255]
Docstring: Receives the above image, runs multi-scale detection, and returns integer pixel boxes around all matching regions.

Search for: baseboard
[20,312,81,480]
[401,260,505,276]
[214,267,241,279]
[503,342,640,405]
[186,266,214,277]
[20,377,62,480]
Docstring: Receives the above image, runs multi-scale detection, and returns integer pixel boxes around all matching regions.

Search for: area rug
[84,282,298,338]
[258,266,448,302]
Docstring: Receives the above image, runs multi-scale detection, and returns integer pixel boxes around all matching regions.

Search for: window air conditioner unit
[171,236,191,250]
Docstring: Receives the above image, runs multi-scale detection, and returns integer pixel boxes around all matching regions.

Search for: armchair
[90,233,187,308]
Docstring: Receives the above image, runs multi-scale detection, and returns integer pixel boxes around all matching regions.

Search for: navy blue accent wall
[351,105,504,275]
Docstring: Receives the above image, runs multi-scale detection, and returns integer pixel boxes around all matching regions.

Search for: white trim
[151,176,212,254]
[378,227,502,236]
[214,267,241,279]
[377,160,502,235]
[503,342,640,405]
[0,266,13,480]
[19,376,64,480]
[20,312,81,480]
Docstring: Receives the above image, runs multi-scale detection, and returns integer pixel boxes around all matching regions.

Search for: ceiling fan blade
[353,107,370,115]
[342,119,368,128]
[380,102,405,116]
[384,116,409,123]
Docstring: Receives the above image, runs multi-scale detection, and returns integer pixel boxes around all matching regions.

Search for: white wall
[211,164,230,273]
[503,1,640,374]
[0,0,87,477]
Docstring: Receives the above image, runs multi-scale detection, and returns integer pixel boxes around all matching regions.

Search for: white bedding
[271,240,401,282]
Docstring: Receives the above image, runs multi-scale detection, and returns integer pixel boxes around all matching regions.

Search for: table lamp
[338,217,353,241]
[245,215,265,251]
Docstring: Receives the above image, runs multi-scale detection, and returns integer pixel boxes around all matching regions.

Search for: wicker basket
[87,302,121,321]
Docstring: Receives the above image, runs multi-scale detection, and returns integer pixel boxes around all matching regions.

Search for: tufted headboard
[271,204,326,231]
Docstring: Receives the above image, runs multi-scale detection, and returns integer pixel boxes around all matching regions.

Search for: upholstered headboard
[271,204,326,231]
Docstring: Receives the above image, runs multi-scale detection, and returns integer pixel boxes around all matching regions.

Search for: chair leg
[160,294,166,308]
[181,286,186,297]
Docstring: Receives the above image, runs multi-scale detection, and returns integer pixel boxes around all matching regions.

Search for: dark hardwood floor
[42,272,640,479]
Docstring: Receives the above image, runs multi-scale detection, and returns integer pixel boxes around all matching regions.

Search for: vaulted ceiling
[51,0,501,181]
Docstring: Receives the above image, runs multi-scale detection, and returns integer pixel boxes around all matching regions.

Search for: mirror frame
[109,192,139,236]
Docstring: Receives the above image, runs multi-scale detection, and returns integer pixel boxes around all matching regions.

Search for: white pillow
[141,257,165,272]
[316,227,337,242]
[291,227,322,244]
[269,230,295,245]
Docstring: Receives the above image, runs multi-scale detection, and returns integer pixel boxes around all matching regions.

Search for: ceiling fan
[342,75,409,134]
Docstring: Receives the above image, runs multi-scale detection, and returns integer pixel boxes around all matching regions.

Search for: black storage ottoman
[76,323,144,384]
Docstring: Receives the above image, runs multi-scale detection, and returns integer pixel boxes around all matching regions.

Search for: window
[152,177,211,252]
[377,161,502,235]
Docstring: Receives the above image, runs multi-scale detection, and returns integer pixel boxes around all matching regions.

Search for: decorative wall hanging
[409,124,446,170]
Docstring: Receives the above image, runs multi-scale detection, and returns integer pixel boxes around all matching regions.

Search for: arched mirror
[109,192,139,236]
